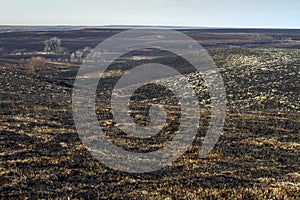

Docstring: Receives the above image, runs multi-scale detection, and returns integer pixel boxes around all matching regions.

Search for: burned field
[0,28,299,199]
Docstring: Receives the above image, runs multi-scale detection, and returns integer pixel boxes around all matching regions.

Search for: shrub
[26,56,48,72]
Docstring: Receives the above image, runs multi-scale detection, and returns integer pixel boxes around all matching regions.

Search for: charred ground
[0,28,299,199]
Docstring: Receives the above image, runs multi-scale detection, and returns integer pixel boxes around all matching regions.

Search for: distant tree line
[43,37,91,63]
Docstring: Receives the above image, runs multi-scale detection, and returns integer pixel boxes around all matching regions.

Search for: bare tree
[44,37,61,54]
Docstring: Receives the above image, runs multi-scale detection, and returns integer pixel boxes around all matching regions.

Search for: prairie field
[0,28,299,199]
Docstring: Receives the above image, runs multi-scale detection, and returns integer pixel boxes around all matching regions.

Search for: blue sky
[0,0,299,28]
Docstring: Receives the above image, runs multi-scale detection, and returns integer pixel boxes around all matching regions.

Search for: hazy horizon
[0,0,299,28]
[1,24,300,29]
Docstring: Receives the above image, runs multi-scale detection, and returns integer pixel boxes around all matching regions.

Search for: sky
[0,0,299,28]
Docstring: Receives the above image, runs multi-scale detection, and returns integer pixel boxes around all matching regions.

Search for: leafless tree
[44,37,62,54]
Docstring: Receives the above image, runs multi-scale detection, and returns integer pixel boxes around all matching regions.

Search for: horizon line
[0,24,300,29]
